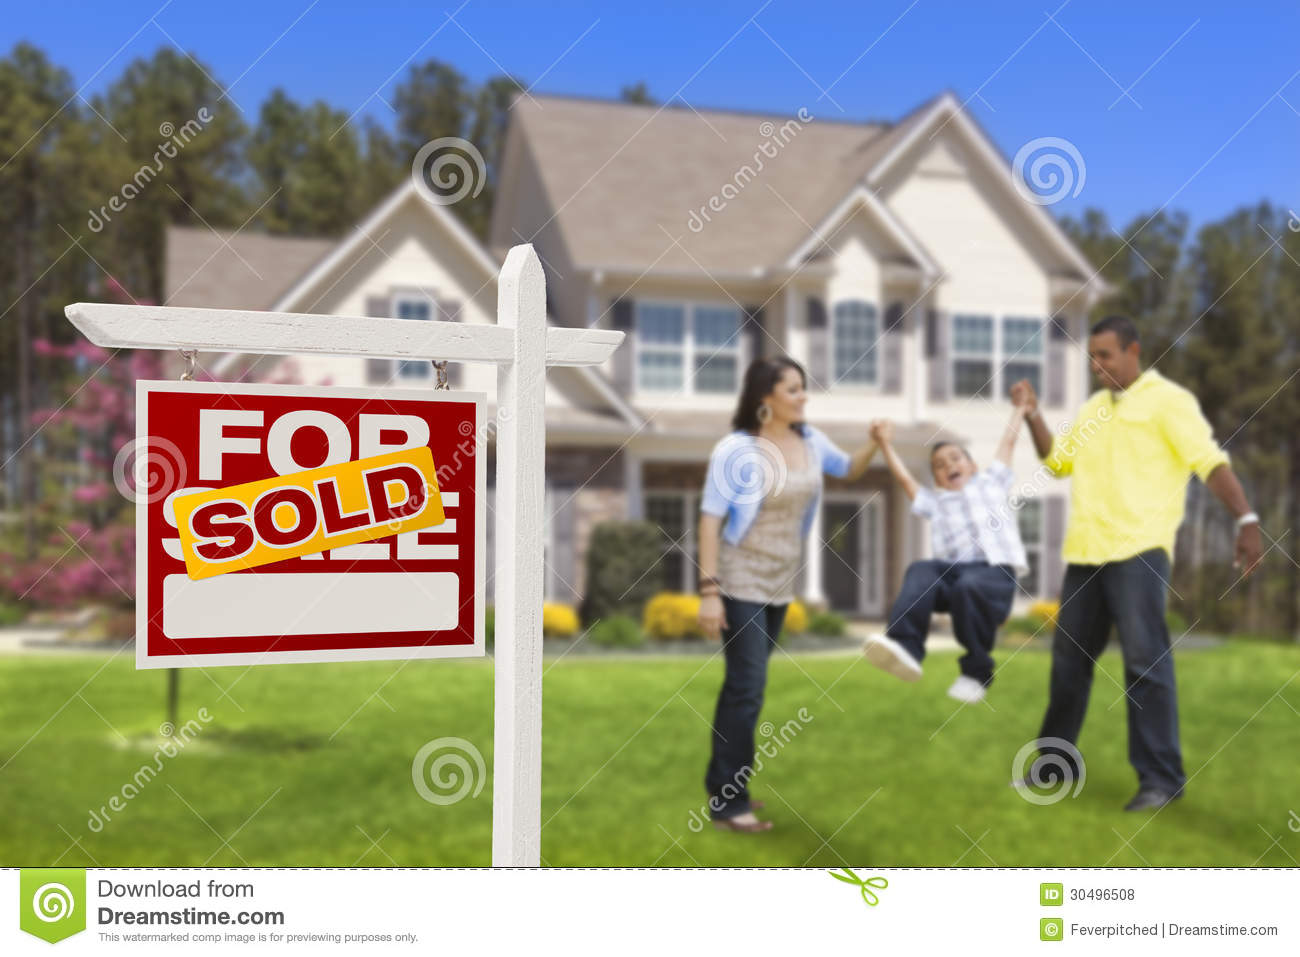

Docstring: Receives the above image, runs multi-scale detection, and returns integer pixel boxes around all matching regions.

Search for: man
[1012,315,1262,811]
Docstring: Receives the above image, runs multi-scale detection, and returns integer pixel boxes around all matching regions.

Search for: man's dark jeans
[704,596,787,820]
[886,559,1018,685]
[1037,547,1186,795]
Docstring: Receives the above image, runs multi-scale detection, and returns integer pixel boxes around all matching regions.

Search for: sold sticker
[173,447,445,580]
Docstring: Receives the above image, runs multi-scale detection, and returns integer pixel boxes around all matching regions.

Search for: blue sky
[9,0,1298,230]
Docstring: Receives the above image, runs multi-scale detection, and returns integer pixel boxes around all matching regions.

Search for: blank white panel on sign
[162,572,459,639]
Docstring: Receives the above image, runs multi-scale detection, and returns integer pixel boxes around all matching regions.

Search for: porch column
[624,452,643,520]
[804,500,826,605]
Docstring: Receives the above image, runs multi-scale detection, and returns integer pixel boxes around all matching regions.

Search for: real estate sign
[135,382,485,668]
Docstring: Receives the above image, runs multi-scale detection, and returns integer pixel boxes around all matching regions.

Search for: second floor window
[635,302,742,393]
[395,297,433,379]
[951,314,1043,399]
[832,300,879,385]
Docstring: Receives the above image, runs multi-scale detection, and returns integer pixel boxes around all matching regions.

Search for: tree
[249,89,365,235]
[619,81,656,104]
[100,47,247,300]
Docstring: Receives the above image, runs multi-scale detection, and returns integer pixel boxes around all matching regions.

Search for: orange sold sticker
[172,447,444,580]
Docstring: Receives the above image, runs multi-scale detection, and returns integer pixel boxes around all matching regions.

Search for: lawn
[1,640,1297,867]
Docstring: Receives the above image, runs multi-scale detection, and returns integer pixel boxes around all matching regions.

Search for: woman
[696,356,879,832]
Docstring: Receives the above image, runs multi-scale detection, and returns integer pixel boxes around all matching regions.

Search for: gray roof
[165,226,336,309]
[500,93,940,274]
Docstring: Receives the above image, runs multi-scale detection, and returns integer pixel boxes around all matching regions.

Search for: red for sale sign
[134,382,486,668]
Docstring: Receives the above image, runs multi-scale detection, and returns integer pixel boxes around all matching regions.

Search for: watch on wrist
[1235,512,1260,529]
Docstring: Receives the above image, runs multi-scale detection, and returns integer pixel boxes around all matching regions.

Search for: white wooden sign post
[65,244,624,867]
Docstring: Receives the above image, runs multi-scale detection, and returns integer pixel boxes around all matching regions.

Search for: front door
[822,498,884,615]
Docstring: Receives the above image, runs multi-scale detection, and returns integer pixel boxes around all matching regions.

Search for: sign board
[135,381,485,668]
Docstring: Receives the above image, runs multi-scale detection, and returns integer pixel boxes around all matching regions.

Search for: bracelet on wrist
[1236,511,1260,528]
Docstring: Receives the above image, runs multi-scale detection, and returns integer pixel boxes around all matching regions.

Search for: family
[695,315,1263,833]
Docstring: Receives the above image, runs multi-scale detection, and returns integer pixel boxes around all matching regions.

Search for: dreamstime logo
[1288,809,1299,833]
[1011,736,1086,805]
[411,137,486,207]
[1288,209,1300,233]
[88,708,213,832]
[32,883,75,923]
[687,108,813,233]
[686,707,812,831]
[113,436,187,504]
[709,434,788,509]
[999,406,1114,521]
[1012,137,1086,206]
[88,110,214,232]
[411,737,486,805]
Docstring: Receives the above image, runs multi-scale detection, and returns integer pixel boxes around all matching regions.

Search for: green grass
[1,641,1297,867]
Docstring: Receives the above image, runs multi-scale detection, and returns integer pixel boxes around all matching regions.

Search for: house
[165,91,1108,617]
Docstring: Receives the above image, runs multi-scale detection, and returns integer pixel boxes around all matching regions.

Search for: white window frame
[393,293,435,381]
[644,490,699,592]
[950,313,1045,400]
[633,299,745,395]
[1017,497,1043,596]
[830,299,881,388]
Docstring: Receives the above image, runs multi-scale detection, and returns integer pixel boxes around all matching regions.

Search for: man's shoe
[863,634,922,682]
[1123,788,1182,812]
[947,675,987,703]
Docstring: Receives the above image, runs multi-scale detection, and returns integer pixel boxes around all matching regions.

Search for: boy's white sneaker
[862,634,922,682]
[947,675,987,704]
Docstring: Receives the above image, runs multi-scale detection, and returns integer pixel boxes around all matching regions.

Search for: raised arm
[872,420,919,501]
[843,436,880,481]
[994,403,1028,466]
[1011,378,1056,461]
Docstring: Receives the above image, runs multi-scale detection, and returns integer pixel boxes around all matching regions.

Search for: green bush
[807,610,847,637]
[1165,609,1188,635]
[1003,614,1045,637]
[589,615,644,648]
[579,521,668,624]
[0,602,26,627]
[485,605,494,647]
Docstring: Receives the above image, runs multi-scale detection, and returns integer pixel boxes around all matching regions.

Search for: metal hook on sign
[179,349,197,381]
[432,360,449,390]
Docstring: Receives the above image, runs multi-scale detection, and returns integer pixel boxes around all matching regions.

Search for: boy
[864,406,1030,703]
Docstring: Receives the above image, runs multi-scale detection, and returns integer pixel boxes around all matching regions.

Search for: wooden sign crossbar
[64,244,624,867]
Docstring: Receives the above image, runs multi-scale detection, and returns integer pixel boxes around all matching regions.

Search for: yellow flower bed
[1028,599,1060,627]
[643,592,703,640]
[783,600,808,635]
[542,602,581,637]
[641,593,810,640]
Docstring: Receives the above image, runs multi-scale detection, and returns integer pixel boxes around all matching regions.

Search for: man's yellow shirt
[1043,368,1228,565]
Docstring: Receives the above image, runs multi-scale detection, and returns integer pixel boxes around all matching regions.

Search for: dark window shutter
[742,304,765,364]
[1045,315,1069,408]
[1043,495,1067,597]
[926,308,949,402]
[365,295,393,384]
[806,296,829,389]
[882,301,906,394]
[610,298,635,393]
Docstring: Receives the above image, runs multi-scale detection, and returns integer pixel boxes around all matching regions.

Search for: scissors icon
[828,868,888,906]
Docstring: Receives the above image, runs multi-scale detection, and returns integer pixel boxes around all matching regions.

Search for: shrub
[589,615,644,648]
[1028,600,1060,627]
[643,592,702,640]
[0,601,26,627]
[808,609,847,637]
[579,521,668,623]
[1003,614,1045,637]
[484,605,494,647]
[542,602,580,637]
[1165,609,1189,635]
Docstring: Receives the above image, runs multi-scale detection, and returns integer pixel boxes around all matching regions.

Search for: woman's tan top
[717,456,819,605]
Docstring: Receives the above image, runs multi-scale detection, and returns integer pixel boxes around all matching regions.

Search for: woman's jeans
[704,596,788,820]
